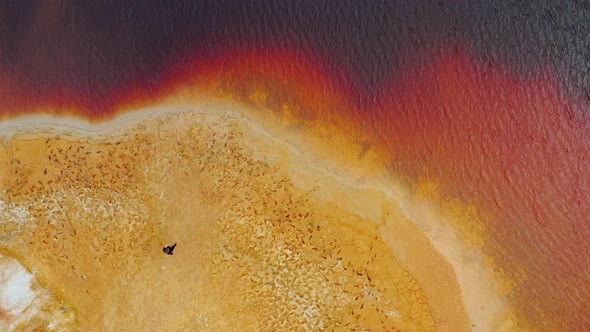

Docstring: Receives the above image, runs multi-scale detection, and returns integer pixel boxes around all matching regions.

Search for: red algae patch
[0,103,514,331]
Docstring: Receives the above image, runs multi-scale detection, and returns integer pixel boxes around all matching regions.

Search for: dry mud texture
[0,110,476,331]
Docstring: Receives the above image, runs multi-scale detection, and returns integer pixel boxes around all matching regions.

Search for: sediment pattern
[0,112,469,331]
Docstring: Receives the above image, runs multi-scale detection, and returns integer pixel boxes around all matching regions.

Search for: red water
[374,50,590,329]
[0,44,588,330]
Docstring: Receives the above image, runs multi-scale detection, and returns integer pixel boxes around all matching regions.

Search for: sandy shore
[0,100,516,331]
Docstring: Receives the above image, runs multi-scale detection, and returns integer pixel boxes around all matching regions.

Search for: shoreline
[0,100,515,330]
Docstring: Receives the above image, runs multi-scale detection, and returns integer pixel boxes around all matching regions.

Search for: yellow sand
[0,102,516,331]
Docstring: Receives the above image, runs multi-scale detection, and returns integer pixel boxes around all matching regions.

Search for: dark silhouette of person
[163,243,177,255]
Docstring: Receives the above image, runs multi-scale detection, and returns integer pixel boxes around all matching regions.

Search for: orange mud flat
[0,107,510,331]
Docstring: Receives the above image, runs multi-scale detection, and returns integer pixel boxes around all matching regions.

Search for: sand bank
[0,100,515,331]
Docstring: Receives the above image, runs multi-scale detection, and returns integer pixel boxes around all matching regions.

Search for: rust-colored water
[0,3,589,329]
